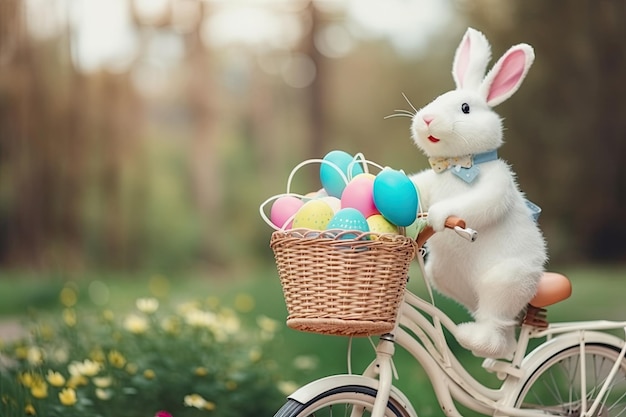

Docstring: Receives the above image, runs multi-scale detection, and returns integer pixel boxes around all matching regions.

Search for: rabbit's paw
[427,203,454,232]
[456,322,516,359]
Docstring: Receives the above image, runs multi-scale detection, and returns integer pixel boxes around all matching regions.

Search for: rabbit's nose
[423,115,435,126]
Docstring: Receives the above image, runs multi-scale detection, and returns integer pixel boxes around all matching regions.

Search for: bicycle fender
[524,330,624,371]
[501,329,625,395]
[287,374,418,417]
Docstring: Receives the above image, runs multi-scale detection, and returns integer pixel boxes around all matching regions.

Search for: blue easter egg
[326,208,370,240]
[320,150,364,198]
[373,168,419,227]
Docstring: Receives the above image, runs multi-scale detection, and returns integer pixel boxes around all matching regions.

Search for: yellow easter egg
[366,214,398,238]
[354,172,376,180]
[292,200,335,230]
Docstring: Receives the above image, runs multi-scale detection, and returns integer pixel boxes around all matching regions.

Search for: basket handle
[260,154,387,231]
[416,216,467,248]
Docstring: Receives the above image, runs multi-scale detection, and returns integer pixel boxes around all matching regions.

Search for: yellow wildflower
[160,317,181,334]
[27,347,43,366]
[194,367,208,377]
[177,300,200,315]
[95,388,112,400]
[19,372,34,387]
[108,350,126,368]
[123,314,149,334]
[25,404,36,415]
[136,297,159,314]
[52,348,69,364]
[66,374,88,388]
[125,362,138,375]
[143,369,155,380]
[277,380,299,396]
[82,359,101,376]
[46,370,66,387]
[257,315,279,333]
[184,393,216,410]
[30,381,48,399]
[184,309,216,328]
[63,308,77,327]
[293,355,318,371]
[93,376,112,388]
[69,359,101,377]
[59,387,77,406]
[59,287,77,307]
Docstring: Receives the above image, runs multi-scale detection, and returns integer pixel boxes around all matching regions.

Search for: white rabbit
[408,28,547,359]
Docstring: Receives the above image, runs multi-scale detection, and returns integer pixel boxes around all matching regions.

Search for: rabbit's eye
[461,103,470,114]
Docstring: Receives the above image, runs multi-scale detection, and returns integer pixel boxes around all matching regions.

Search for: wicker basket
[270,229,418,337]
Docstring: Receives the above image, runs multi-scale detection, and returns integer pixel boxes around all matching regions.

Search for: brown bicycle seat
[529,272,572,308]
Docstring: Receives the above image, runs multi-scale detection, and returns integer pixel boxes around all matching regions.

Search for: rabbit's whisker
[402,92,418,113]
[452,124,471,146]
[384,113,414,120]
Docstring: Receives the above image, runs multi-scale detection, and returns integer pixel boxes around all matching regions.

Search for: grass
[1,262,626,416]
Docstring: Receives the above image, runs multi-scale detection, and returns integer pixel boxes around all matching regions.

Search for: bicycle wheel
[515,343,626,416]
[273,385,411,417]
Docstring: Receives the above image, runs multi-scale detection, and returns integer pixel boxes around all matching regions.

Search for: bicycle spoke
[516,345,626,417]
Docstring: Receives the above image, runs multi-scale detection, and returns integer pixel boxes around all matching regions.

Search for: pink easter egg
[270,196,304,229]
[340,174,379,218]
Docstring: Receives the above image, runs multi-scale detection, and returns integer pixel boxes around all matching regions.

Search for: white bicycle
[272,218,626,417]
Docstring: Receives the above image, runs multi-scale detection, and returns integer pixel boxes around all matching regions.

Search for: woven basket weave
[270,229,418,337]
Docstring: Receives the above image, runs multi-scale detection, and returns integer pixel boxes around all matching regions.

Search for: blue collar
[453,149,498,183]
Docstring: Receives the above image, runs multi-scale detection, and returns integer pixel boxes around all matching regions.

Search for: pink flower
[155,411,172,417]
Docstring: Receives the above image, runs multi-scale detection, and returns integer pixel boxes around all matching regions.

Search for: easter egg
[373,168,419,227]
[270,196,304,229]
[367,214,398,236]
[320,150,364,198]
[304,188,328,201]
[319,196,341,213]
[341,175,379,218]
[292,200,334,230]
[326,208,370,240]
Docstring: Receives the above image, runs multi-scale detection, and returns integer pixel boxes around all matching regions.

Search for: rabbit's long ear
[480,44,534,107]
[452,28,492,91]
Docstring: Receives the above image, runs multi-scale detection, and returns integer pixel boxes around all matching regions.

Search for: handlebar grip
[415,216,475,248]
[444,216,466,230]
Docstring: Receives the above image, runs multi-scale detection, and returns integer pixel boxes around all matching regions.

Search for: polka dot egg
[292,200,335,230]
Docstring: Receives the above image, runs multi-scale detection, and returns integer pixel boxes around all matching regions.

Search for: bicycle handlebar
[415,216,478,248]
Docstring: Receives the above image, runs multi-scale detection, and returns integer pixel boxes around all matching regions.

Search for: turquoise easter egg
[326,208,369,240]
[320,150,364,198]
[373,168,419,227]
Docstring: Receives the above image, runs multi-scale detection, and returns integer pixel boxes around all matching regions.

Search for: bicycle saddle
[529,272,572,308]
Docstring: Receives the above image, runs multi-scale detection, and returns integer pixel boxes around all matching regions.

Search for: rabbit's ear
[452,28,492,91]
[480,44,534,107]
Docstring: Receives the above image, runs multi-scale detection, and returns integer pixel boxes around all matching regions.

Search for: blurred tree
[2,0,625,273]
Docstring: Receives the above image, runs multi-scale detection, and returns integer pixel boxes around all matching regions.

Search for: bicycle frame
[356,247,626,417]
[286,249,626,417]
